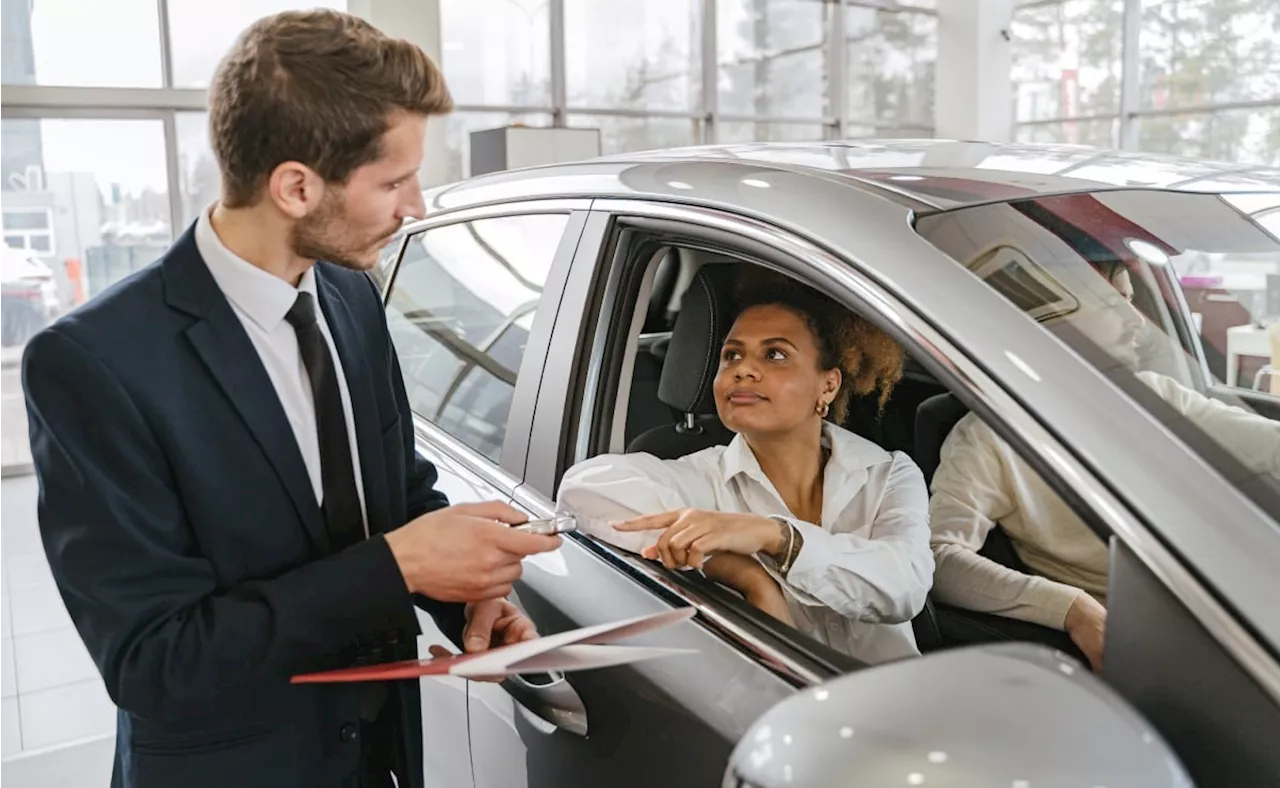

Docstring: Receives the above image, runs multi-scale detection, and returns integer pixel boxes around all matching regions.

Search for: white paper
[448,607,697,677]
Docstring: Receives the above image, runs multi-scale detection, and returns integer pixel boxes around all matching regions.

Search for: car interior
[584,242,1089,664]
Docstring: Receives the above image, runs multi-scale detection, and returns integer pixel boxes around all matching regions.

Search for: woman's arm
[557,452,716,554]
[704,554,795,626]
[561,454,795,624]
[774,453,934,625]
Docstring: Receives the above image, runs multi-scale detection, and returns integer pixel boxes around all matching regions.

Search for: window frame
[524,197,1280,704]
[382,199,590,479]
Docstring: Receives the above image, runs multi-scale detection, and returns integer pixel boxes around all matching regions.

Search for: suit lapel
[316,267,392,537]
[162,228,329,554]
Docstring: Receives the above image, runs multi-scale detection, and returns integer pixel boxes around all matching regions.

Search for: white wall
[348,0,451,188]
[935,0,1015,141]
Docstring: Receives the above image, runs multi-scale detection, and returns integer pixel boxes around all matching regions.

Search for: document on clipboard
[291,607,698,683]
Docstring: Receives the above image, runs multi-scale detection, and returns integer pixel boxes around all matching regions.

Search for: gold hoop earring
[816,401,830,418]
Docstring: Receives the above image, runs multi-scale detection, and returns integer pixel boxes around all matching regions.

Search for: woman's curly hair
[731,271,905,424]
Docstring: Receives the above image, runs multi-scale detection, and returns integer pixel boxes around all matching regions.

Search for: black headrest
[914,393,970,485]
[657,264,738,414]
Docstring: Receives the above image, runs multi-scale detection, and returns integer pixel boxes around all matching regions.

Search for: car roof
[424,138,1280,218]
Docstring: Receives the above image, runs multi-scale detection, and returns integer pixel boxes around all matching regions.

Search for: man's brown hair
[208,9,453,207]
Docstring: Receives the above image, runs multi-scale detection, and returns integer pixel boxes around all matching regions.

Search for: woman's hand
[704,554,795,626]
[613,509,786,569]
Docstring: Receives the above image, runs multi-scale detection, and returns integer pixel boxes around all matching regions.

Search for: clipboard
[291,607,698,683]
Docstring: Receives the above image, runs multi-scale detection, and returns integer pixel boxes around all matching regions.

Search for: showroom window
[1011,0,1280,164]
[385,213,569,463]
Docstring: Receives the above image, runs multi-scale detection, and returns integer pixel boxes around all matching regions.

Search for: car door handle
[500,671,589,737]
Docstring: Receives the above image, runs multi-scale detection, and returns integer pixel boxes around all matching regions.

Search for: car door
[465,211,848,788]
[381,203,588,787]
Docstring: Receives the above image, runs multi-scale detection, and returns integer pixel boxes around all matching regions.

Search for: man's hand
[384,502,561,602]
[613,509,783,569]
[1064,592,1107,672]
[427,599,539,683]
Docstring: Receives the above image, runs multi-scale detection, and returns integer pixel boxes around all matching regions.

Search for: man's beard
[291,191,397,272]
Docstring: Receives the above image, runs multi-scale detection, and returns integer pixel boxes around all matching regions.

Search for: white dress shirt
[929,370,1280,631]
[195,208,368,535]
[558,423,933,665]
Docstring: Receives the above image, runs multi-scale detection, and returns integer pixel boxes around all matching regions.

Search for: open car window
[915,189,1280,518]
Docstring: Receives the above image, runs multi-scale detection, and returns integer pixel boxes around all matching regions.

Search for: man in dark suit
[21,10,559,788]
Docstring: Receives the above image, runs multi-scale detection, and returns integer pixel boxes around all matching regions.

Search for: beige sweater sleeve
[928,414,1082,631]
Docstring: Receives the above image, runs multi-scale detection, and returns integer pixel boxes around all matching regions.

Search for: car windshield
[914,189,1280,512]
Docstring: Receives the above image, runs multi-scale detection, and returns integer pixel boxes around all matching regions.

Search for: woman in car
[930,260,1280,672]
[558,273,934,665]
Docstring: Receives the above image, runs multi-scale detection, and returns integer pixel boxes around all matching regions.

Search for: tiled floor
[2,473,116,784]
[3,343,122,786]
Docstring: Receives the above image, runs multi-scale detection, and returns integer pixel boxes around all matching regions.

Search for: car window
[386,213,569,462]
[368,234,404,295]
[915,189,1280,511]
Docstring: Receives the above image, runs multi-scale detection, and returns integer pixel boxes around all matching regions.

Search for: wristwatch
[768,515,804,577]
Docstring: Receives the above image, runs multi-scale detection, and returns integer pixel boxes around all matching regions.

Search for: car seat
[626,262,738,458]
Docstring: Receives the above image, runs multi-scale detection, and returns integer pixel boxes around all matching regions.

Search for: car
[374,139,1280,788]
[1,246,60,347]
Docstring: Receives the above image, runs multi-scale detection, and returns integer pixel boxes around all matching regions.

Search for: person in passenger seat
[558,275,934,665]
[929,260,1280,672]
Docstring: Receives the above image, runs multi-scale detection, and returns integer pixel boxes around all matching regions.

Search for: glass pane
[718,0,828,118]
[2,210,50,230]
[1,118,171,469]
[1015,118,1119,148]
[565,0,701,111]
[716,121,825,144]
[176,112,223,229]
[916,190,1280,509]
[441,0,551,106]
[567,115,700,155]
[1135,107,1280,167]
[437,111,555,186]
[1139,0,1280,110]
[167,0,347,88]
[2,0,162,87]
[1011,0,1124,123]
[386,214,569,461]
[846,6,936,128]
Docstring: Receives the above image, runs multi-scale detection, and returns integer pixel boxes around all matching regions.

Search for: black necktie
[285,291,364,552]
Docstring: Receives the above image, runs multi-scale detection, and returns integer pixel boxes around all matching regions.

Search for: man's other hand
[428,599,539,683]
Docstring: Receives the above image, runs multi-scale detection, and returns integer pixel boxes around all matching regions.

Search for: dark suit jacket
[22,227,466,788]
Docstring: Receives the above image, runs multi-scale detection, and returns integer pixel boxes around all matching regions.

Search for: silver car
[374,140,1280,788]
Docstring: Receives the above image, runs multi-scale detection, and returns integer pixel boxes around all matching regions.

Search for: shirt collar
[195,204,317,332]
[719,421,891,487]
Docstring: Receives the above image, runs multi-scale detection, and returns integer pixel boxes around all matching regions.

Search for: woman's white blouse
[557,423,934,665]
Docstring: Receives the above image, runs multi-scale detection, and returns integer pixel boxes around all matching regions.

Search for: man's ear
[267,161,327,219]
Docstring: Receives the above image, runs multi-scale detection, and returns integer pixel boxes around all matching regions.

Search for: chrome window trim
[401,198,593,238]
[584,198,1280,706]
[511,485,826,688]
[412,415,523,494]
[381,198,594,302]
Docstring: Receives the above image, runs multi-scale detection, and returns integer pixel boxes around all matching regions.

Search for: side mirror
[724,643,1193,788]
